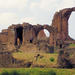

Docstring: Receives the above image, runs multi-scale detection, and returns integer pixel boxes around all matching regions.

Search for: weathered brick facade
[52,7,75,41]
[0,7,75,68]
[0,23,56,51]
[0,7,75,52]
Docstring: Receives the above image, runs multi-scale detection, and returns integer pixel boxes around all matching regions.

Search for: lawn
[9,52,75,75]
[69,44,75,48]
[0,68,75,75]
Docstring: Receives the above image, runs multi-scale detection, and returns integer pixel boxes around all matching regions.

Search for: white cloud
[40,0,57,10]
[30,0,75,11]
[30,0,57,11]
[57,0,75,11]
[20,17,37,25]
[0,0,28,10]
[0,12,19,24]
[0,12,19,31]
[0,13,37,32]
[30,2,39,9]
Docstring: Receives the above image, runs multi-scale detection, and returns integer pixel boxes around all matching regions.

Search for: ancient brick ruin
[0,7,75,67]
[0,7,75,51]
[52,7,75,41]
[0,23,57,52]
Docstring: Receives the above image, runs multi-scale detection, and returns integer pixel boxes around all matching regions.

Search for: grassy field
[9,51,75,75]
[0,68,75,75]
[12,52,58,67]
[69,44,75,48]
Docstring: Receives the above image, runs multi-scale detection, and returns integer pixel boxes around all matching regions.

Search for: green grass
[12,52,58,67]
[69,44,75,47]
[0,68,75,75]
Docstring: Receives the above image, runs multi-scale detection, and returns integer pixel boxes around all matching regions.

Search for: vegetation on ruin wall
[0,68,75,75]
[69,44,75,47]
[12,52,58,67]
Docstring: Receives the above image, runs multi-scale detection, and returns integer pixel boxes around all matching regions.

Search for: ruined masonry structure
[52,7,75,41]
[0,23,56,52]
[0,7,75,52]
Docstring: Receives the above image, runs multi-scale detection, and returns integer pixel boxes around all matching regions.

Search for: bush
[1,71,9,75]
[23,72,30,75]
[47,70,56,75]
[10,70,20,75]
[38,70,56,75]
[50,57,55,62]
[1,69,56,75]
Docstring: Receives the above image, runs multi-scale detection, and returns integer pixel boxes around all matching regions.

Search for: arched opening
[60,44,62,48]
[37,29,50,41]
[15,26,23,46]
[37,29,54,53]
[68,12,75,40]
[44,29,50,37]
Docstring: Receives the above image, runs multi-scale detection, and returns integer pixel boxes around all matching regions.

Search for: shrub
[23,72,30,75]
[10,70,20,75]
[38,70,56,75]
[50,57,55,62]
[1,69,56,75]
[47,70,56,75]
[1,71,9,75]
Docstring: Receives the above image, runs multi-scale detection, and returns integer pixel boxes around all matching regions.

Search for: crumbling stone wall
[0,7,75,68]
[0,7,75,52]
[52,7,75,41]
[58,48,75,68]
[0,31,8,44]
[0,23,56,51]
[0,31,8,51]
[58,49,72,68]
[0,52,13,67]
[37,30,46,40]
[23,24,36,44]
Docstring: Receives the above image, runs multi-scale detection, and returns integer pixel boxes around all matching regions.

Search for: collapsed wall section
[52,7,75,41]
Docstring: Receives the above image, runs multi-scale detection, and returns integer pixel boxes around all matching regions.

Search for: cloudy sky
[0,0,75,39]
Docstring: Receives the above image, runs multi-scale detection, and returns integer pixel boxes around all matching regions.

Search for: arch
[15,26,23,47]
[36,25,56,46]
[68,12,75,40]
[52,7,75,41]
[44,29,50,37]
[37,29,50,41]
[36,25,56,37]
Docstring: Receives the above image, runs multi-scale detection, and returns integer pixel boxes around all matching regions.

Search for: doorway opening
[15,26,23,46]
[60,44,62,48]
[37,29,50,41]
[30,38,33,43]
[44,29,50,37]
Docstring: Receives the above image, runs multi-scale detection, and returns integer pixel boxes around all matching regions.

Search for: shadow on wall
[15,26,23,47]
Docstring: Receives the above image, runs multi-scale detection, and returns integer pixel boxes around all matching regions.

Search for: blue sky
[0,0,75,39]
